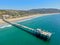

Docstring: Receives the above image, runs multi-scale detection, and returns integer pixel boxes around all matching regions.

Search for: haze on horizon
[0,0,60,10]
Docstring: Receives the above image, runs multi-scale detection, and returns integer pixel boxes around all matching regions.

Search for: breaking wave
[0,25,12,28]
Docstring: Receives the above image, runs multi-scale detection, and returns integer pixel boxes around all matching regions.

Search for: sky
[0,0,60,10]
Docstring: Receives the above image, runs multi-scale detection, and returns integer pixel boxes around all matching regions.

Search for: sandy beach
[0,13,60,25]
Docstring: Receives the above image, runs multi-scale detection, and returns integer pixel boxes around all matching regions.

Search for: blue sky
[0,0,60,10]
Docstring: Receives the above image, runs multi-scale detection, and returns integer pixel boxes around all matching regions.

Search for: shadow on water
[3,20,52,42]
[12,24,52,42]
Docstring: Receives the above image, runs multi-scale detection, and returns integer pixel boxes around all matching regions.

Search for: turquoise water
[0,14,60,45]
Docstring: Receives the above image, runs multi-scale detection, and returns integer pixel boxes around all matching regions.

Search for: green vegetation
[0,8,60,19]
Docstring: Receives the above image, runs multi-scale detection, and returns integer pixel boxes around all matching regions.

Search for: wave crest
[0,25,12,28]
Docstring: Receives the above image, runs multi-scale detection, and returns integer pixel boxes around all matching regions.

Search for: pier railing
[2,15,52,41]
[2,15,38,36]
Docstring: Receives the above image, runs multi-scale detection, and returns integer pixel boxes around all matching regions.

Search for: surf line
[2,15,52,41]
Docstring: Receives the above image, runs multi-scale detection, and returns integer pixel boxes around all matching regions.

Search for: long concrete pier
[2,15,52,41]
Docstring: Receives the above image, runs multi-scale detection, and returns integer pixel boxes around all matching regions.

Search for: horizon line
[0,8,60,10]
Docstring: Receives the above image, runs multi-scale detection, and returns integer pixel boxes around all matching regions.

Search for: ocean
[0,14,60,45]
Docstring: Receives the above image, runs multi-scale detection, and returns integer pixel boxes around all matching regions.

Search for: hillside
[0,8,60,19]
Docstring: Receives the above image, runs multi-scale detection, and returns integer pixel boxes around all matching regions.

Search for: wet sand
[0,13,60,25]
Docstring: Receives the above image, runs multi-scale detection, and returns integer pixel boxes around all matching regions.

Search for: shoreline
[0,13,60,25]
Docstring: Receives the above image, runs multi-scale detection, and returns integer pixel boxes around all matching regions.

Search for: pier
[2,15,52,41]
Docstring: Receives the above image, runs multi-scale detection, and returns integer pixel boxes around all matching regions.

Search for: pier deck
[2,15,52,40]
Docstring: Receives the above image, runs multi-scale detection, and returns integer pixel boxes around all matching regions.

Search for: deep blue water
[0,14,60,45]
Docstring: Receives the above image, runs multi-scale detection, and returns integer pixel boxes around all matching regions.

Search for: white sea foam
[16,16,40,23]
[0,25,12,28]
[0,15,40,29]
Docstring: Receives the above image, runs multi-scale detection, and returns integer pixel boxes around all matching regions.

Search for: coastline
[0,13,60,25]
